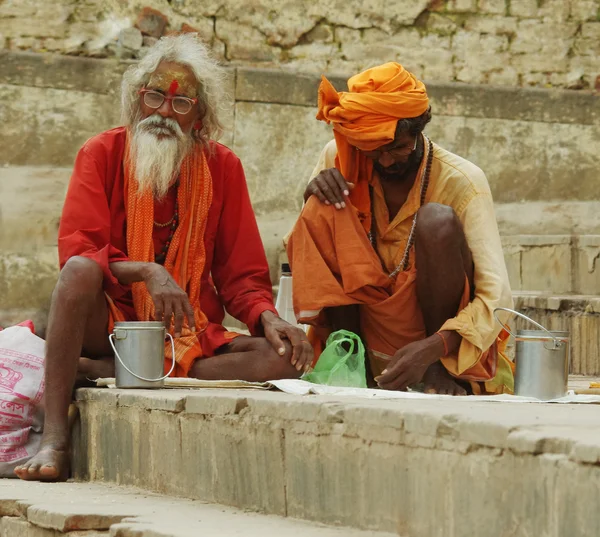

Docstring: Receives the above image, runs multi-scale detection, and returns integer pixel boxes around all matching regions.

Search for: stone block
[426,13,459,35]
[574,22,600,57]
[304,23,334,43]
[520,236,572,293]
[232,101,333,215]
[116,391,187,413]
[117,28,143,52]
[478,0,507,15]
[501,237,522,290]
[235,67,321,106]
[446,0,478,12]
[184,391,249,415]
[0,84,120,167]
[464,15,517,36]
[27,503,135,531]
[0,250,58,312]
[508,0,537,17]
[570,0,600,21]
[136,7,169,38]
[216,20,279,63]
[575,236,600,294]
[511,21,577,72]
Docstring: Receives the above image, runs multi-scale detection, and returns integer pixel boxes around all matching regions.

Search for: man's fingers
[311,183,330,205]
[316,176,342,208]
[154,296,165,323]
[173,301,184,337]
[323,172,346,208]
[163,299,173,330]
[379,372,410,392]
[265,328,286,357]
[333,172,350,197]
[183,299,196,333]
[299,340,314,373]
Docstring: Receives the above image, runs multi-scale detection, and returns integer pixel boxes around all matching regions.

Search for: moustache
[138,115,183,138]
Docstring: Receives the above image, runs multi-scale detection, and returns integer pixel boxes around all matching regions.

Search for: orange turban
[316,63,429,231]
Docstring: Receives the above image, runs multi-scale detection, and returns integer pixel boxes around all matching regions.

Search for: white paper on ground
[269,379,600,404]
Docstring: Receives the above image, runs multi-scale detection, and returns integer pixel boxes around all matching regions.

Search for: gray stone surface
[0,481,390,537]
[71,388,600,536]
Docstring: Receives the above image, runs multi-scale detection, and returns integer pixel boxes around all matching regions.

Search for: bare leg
[415,203,474,396]
[189,336,301,382]
[15,257,112,481]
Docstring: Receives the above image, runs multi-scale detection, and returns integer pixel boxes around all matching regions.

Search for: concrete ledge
[73,388,600,536]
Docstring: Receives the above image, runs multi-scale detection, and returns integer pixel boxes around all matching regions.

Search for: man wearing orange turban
[287,63,514,396]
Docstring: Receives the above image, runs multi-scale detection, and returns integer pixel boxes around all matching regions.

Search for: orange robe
[288,64,514,394]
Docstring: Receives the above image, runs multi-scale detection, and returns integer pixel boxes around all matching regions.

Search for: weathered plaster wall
[0,0,599,89]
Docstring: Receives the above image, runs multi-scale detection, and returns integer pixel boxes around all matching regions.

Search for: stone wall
[0,0,599,90]
[72,388,600,536]
[1,50,599,336]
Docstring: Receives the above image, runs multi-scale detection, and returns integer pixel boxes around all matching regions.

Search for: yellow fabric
[308,138,514,385]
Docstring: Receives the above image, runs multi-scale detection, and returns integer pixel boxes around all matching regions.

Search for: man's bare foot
[423,361,467,396]
[14,441,69,482]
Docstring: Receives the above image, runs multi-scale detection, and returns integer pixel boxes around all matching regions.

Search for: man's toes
[40,464,59,478]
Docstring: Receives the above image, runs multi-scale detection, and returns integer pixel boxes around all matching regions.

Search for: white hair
[130,115,192,199]
[121,33,226,149]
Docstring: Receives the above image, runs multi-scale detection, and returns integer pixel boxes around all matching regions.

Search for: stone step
[72,387,600,536]
[0,480,392,537]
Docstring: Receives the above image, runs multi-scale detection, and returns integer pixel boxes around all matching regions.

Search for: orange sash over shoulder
[108,135,213,377]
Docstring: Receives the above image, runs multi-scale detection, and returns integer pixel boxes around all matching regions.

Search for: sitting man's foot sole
[423,361,467,396]
[14,446,70,482]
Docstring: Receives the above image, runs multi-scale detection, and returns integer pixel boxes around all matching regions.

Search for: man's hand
[144,264,196,337]
[304,168,354,209]
[375,336,444,391]
[260,310,314,373]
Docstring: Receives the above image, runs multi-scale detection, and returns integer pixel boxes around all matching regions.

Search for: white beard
[129,114,193,199]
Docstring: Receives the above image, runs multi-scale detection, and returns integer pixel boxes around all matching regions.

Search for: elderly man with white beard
[14,34,312,482]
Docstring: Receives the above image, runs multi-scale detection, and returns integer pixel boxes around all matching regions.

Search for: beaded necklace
[368,136,433,278]
[154,180,180,265]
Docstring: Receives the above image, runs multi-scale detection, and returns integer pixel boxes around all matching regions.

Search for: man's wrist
[260,309,278,326]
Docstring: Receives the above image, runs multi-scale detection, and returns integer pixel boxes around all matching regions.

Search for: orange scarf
[316,62,429,231]
[108,136,213,377]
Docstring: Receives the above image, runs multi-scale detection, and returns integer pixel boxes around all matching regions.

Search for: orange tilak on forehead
[148,70,196,97]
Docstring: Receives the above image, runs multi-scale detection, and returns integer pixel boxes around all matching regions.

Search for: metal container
[494,308,570,401]
[109,321,175,389]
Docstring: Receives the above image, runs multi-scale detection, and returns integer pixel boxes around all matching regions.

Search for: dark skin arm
[375,330,461,390]
[109,261,196,338]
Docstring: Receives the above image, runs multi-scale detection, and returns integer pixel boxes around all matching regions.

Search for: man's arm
[109,261,196,336]
[58,145,130,298]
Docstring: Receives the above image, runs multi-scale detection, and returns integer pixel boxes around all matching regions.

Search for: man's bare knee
[416,203,462,249]
[55,257,103,303]
[255,339,301,379]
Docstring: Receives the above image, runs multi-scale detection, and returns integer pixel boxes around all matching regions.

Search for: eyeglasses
[138,89,198,115]
[361,136,418,160]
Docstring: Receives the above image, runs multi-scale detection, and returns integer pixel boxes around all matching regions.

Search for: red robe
[58,127,277,356]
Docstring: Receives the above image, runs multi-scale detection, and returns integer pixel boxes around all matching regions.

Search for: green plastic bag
[302,330,367,388]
